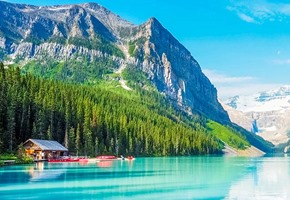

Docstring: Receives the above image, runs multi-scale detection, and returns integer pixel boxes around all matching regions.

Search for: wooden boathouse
[23,139,68,161]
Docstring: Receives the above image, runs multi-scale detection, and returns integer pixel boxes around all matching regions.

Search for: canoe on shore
[48,157,80,162]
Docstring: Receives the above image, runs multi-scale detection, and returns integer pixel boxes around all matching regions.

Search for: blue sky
[6,0,290,99]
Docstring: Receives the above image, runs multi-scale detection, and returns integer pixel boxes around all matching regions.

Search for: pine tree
[0,62,6,151]
[75,123,81,156]
[47,125,52,140]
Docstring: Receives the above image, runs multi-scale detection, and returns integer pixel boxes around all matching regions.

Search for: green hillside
[0,62,274,156]
[207,121,250,150]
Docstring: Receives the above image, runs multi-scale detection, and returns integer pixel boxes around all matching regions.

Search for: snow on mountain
[225,85,290,112]
[224,85,290,145]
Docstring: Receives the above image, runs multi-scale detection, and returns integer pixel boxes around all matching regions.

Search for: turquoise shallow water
[0,156,290,199]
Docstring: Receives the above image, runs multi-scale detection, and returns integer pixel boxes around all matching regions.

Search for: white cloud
[217,83,280,100]
[237,13,257,23]
[273,59,290,65]
[203,69,254,84]
[228,0,290,23]
[202,69,280,100]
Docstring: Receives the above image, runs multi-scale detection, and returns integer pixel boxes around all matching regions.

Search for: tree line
[0,62,224,156]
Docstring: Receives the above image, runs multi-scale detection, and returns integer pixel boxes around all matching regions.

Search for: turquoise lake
[0,156,290,199]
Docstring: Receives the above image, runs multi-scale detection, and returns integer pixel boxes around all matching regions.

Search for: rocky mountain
[219,101,253,132]
[224,86,290,145]
[0,0,229,124]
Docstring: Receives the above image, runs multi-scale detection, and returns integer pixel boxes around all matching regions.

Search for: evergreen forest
[0,62,271,156]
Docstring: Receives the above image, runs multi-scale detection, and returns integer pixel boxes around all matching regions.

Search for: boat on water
[126,156,135,161]
[120,155,135,161]
[48,157,80,162]
[96,155,118,161]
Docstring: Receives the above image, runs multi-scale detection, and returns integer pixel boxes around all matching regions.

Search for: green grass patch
[122,64,156,91]
[128,41,136,57]
[22,56,119,84]
[0,152,33,165]
[207,120,250,150]
[0,153,17,160]
[23,37,42,45]
[128,37,146,58]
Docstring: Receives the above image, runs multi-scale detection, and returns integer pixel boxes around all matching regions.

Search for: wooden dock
[3,160,16,165]
[34,159,48,162]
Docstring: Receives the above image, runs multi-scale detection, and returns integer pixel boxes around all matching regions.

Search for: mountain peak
[147,17,160,24]
[80,2,112,16]
[0,1,230,124]
[144,17,164,31]
[82,2,102,8]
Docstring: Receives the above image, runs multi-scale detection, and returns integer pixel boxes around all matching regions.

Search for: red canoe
[96,155,117,160]
[48,157,80,162]
[127,156,135,160]
[78,158,89,162]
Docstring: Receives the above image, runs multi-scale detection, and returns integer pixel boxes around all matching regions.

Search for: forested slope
[0,63,227,156]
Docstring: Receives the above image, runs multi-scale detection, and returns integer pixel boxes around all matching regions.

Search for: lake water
[0,156,290,199]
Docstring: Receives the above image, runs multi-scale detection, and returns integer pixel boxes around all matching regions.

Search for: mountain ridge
[0,1,135,42]
[0,0,229,124]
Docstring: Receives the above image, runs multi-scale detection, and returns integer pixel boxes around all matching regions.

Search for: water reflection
[96,159,135,168]
[130,157,250,199]
[228,156,290,199]
[1,157,290,199]
[97,160,114,168]
[28,162,65,182]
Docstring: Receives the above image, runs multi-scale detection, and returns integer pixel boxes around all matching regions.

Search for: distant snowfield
[224,85,290,145]
[232,95,290,112]
[226,85,290,112]
[46,6,71,11]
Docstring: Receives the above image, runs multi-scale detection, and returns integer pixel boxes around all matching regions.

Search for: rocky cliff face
[0,1,134,60]
[219,101,253,132]
[0,1,229,123]
[130,18,229,122]
[0,1,134,41]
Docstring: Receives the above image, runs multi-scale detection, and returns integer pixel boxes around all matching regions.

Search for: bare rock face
[0,1,230,124]
[130,18,229,123]
[220,101,253,132]
[0,37,5,49]
[8,41,124,63]
[0,1,134,41]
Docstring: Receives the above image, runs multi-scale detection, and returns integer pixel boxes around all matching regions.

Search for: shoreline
[223,145,265,157]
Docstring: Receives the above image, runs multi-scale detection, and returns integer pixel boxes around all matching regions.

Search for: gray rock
[0,1,230,123]
[130,18,229,123]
